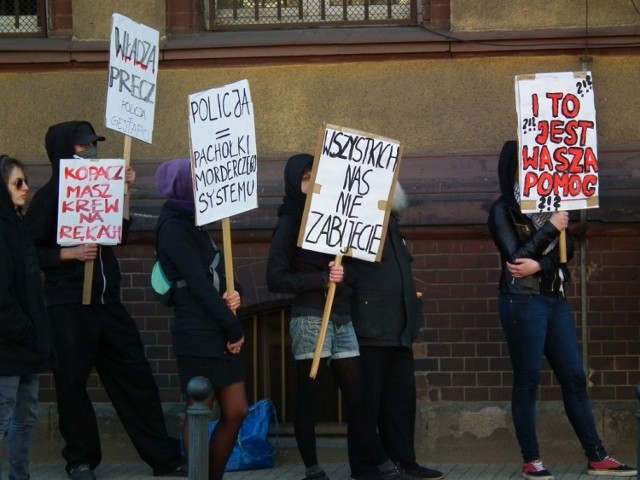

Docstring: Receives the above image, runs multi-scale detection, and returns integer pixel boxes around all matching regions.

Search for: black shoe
[380,465,414,480]
[301,470,330,480]
[351,474,383,480]
[154,463,188,477]
[400,463,444,479]
[68,465,96,480]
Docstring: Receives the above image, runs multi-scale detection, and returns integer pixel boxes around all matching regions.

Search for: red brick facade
[35,223,640,407]
[29,146,640,412]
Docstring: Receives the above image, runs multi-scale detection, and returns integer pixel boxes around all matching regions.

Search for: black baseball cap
[74,123,106,146]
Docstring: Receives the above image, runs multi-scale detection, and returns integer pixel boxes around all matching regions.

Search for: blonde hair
[392,182,408,213]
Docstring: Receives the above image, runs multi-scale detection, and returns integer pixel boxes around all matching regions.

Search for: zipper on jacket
[99,246,107,304]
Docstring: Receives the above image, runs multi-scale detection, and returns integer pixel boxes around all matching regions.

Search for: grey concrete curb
[27,463,628,480]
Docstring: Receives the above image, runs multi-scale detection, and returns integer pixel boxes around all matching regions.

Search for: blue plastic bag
[184,399,277,471]
[224,399,276,471]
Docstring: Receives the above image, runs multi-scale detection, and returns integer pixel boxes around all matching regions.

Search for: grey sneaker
[68,465,96,480]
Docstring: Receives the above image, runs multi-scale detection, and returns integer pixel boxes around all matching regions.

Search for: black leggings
[294,357,387,468]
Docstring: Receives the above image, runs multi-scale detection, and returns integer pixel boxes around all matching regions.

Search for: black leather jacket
[488,141,573,296]
[489,199,573,295]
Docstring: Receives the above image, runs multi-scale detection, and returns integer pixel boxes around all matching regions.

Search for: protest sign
[302,124,402,378]
[515,71,599,213]
[56,158,126,247]
[105,13,159,144]
[188,79,258,227]
[298,124,402,263]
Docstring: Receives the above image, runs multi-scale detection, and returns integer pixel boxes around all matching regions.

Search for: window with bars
[239,305,346,431]
[0,0,45,36]
[206,0,417,28]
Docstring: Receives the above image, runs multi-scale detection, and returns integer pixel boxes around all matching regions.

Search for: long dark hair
[0,155,28,186]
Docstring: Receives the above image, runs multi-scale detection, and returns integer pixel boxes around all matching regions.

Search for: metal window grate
[208,0,415,28]
[0,0,45,36]
[239,306,345,432]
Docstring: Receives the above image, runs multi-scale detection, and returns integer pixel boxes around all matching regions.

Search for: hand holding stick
[550,211,569,264]
[309,256,343,379]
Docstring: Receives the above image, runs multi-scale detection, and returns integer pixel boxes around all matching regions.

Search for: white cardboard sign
[105,13,159,144]
[57,158,126,246]
[298,124,402,262]
[188,79,258,226]
[515,71,599,213]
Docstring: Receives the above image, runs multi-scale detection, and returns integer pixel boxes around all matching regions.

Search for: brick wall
[36,223,640,407]
[411,229,640,404]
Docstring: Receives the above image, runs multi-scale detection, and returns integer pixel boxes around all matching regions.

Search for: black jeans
[49,303,183,474]
[348,346,417,477]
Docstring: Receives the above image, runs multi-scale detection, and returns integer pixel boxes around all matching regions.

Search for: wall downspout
[580,210,589,380]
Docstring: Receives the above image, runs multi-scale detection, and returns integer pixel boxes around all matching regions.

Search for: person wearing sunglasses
[0,155,56,480]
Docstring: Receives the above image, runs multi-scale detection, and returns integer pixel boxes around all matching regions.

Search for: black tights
[182,382,248,480]
[294,357,387,468]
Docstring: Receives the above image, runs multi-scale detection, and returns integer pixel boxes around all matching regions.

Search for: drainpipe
[580,209,589,378]
[579,55,591,378]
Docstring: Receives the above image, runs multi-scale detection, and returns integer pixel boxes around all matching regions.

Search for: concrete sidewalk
[25,436,637,480]
[26,462,628,480]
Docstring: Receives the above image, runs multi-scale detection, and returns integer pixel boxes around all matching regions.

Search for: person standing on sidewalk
[24,121,186,480]
[267,153,411,480]
[154,158,247,480]
[0,155,56,480]
[488,140,636,480]
[347,183,442,480]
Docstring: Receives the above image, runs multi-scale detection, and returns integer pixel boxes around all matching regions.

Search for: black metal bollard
[187,376,213,480]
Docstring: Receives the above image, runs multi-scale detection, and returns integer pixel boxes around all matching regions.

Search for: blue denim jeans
[499,293,607,463]
[289,315,359,361]
[0,374,39,480]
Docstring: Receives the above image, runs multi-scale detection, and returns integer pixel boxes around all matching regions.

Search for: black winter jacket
[488,140,574,295]
[24,121,128,305]
[155,201,243,358]
[0,168,55,375]
[350,214,421,348]
[266,213,352,322]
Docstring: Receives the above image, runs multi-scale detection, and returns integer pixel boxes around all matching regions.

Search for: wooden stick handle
[123,135,132,166]
[309,255,343,379]
[123,136,132,218]
[222,218,236,314]
[559,230,567,264]
[82,260,94,305]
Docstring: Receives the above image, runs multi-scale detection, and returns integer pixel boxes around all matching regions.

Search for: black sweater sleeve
[266,215,327,294]
[159,219,243,343]
[24,183,61,269]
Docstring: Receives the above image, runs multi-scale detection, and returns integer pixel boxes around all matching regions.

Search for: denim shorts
[290,315,360,361]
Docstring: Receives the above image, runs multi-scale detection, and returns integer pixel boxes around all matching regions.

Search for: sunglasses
[12,178,28,190]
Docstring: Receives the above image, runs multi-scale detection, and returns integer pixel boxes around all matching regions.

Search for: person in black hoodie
[24,121,185,480]
[154,158,246,480]
[488,140,635,480]
[0,155,55,480]
[347,183,442,480]
[266,153,409,480]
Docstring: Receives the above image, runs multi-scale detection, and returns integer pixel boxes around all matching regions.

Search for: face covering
[74,145,98,159]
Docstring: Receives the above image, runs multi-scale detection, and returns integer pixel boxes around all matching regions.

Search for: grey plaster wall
[1,55,639,165]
